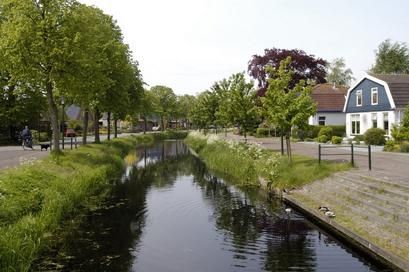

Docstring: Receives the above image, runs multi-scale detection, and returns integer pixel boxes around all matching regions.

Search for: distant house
[308,83,348,126]
[343,74,409,138]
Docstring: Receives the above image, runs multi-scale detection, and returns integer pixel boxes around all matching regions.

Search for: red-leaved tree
[248,48,327,96]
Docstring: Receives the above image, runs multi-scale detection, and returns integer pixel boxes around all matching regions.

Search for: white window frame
[383,112,389,133]
[351,114,361,135]
[371,113,377,128]
[356,90,362,106]
[318,116,326,126]
[371,87,378,105]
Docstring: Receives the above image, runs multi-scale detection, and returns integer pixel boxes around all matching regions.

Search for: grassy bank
[185,132,350,189]
[0,131,187,272]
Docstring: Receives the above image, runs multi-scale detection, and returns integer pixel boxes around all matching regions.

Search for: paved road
[223,134,409,181]
[0,133,138,171]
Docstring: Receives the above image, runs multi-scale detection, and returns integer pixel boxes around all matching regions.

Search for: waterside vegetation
[0,131,187,272]
[185,132,350,189]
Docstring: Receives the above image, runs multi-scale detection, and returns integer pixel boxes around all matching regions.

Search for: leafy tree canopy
[326,58,355,87]
[371,39,409,74]
[248,48,327,96]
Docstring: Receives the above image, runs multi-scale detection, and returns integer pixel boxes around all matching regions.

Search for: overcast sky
[78,0,409,95]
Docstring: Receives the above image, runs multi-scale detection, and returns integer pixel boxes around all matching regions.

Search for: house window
[371,88,378,105]
[318,116,326,126]
[351,114,360,135]
[356,90,362,106]
[383,112,389,133]
[372,113,377,128]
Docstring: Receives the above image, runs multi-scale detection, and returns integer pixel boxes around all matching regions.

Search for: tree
[326,58,355,86]
[225,73,259,140]
[150,86,177,131]
[248,48,327,96]
[176,94,195,129]
[190,91,218,131]
[371,39,409,74]
[0,0,79,152]
[262,57,317,161]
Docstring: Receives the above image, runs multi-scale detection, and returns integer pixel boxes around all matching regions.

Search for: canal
[35,140,388,271]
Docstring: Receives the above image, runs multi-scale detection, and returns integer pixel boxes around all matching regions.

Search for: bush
[331,125,346,137]
[400,142,409,152]
[384,140,400,152]
[363,128,386,145]
[318,127,333,139]
[317,135,328,143]
[353,135,364,144]
[331,136,343,144]
[256,128,272,138]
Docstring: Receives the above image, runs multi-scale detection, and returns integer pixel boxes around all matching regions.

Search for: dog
[40,144,50,151]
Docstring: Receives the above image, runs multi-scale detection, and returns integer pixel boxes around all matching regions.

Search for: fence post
[368,145,372,171]
[70,137,73,150]
[318,144,321,164]
[351,144,354,167]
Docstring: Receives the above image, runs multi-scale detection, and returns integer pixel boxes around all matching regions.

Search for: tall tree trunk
[82,109,89,145]
[114,118,118,138]
[161,116,164,131]
[107,112,111,141]
[94,109,100,143]
[45,79,60,152]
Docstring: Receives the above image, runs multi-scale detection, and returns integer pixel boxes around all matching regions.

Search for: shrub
[384,140,400,152]
[353,135,364,144]
[331,125,346,137]
[331,136,343,144]
[318,127,333,139]
[317,135,328,143]
[363,128,386,145]
[256,128,271,138]
[400,142,409,152]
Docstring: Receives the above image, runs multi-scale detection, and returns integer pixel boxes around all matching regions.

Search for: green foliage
[353,135,364,144]
[318,126,333,139]
[363,128,386,145]
[400,142,409,152]
[383,140,400,152]
[371,39,409,74]
[326,58,354,86]
[227,73,259,138]
[0,132,185,271]
[150,86,177,130]
[256,128,272,137]
[185,132,350,190]
[317,135,328,143]
[185,132,280,187]
[262,57,316,160]
[331,136,343,144]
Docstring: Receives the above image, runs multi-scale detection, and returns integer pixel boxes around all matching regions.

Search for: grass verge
[185,132,350,189]
[0,131,186,272]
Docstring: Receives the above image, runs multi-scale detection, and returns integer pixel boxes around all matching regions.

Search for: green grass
[274,155,351,189]
[0,132,186,272]
[185,132,350,189]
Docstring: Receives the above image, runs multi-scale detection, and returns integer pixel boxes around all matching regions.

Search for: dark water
[36,141,388,271]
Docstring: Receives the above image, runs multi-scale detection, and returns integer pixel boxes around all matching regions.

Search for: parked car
[152,126,161,131]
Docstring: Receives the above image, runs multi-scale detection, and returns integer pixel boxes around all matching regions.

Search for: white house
[308,83,348,126]
[343,74,409,138]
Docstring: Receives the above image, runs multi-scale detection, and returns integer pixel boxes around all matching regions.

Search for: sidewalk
[0,133,138,171]
[223,133,409,181]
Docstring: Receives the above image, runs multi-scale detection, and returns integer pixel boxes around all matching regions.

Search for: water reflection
[34,141,387,272]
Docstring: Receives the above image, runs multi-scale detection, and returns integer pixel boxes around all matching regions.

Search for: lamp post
[61,96,65,150]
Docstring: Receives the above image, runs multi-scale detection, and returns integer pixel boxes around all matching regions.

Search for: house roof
[312,83,348,112]
[372,74,409,108]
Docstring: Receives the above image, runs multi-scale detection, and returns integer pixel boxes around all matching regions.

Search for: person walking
[21,126,33,150]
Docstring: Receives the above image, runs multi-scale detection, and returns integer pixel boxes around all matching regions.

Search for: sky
[78,0,409,95]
